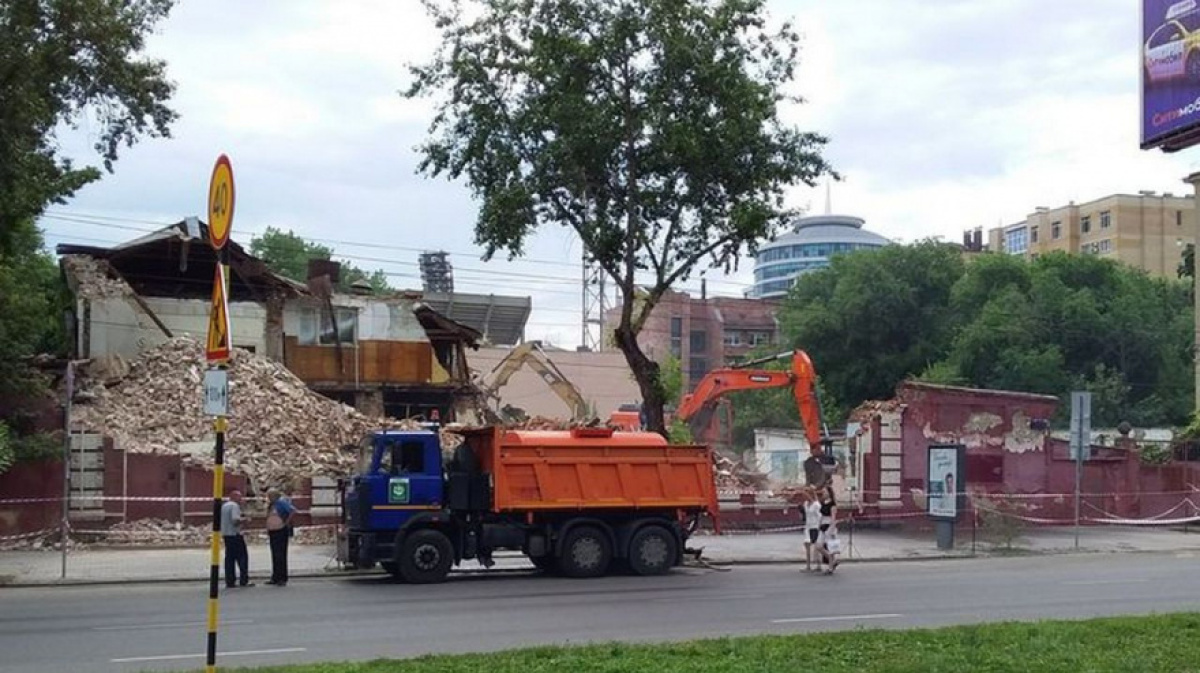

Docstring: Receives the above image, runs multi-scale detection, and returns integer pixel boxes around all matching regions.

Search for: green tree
[249,227,392,294]
[0,0,178,471]
[931,252,1193,428]
[0,220,70,471]
[405,0,833,434]
[658,353,684,407]
[783,245,1193,430]
[779,241,966,411]
[0,0,177,255]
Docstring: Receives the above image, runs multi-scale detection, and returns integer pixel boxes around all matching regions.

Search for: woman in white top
[802,487,823,572]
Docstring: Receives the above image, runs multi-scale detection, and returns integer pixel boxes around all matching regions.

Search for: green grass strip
[197,613,1200,673]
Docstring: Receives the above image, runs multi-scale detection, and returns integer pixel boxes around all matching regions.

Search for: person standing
[802,488,823,572]
[817,484,841,574]
[221,490,253,588]
[266,488,296,586]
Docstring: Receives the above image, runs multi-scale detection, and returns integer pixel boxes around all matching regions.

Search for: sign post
[1070,391,1092,551]
[204,154,235,673]
[927,444,965,551]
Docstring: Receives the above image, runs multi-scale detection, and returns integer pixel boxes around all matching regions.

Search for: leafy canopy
[778,241,966,409]
[406,0,833,431]
[249,227,392,294]
[780,247,1194,429]
[0,0,177,470]
[0,0,177,253]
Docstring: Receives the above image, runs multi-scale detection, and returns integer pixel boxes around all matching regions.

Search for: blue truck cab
[342,430,449,570]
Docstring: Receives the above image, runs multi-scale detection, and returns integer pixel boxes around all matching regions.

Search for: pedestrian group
[801,484,841,574]
[220,486,296,589]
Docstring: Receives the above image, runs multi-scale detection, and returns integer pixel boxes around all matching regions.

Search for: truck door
[366,433,444,530]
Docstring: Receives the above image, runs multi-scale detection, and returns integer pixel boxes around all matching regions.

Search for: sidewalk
[3,525,1200,586]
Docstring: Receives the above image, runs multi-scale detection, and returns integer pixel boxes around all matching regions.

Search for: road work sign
[207,154,235,249]
[206,263,231,363]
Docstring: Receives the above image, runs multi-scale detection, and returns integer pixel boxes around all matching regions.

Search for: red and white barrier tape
[0,528,60,543]
[0,494,322,506]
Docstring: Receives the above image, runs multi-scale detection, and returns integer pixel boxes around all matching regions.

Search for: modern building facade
[749,214,890,299]
[988,192,1195,277]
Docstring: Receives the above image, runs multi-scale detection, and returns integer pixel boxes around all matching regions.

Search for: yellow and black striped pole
[204,153,236,673]
[206,413,227,673]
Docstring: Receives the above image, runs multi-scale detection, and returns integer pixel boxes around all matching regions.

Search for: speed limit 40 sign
[207,154,235,249]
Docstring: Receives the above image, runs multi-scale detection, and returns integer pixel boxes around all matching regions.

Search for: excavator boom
[477,341,591,422]
[675,350,827,455]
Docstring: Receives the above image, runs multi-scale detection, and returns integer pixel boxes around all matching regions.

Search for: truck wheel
[398,529,453,584]
[628,525,677,576]
[380,561,400,577]
[558,525,611,578]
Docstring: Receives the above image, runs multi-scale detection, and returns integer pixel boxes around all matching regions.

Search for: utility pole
[581,250,606,351]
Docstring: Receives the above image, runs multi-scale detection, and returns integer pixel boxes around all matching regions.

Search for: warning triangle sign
[206,263,231,362]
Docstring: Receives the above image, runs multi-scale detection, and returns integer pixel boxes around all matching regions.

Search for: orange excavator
[675,350,835,486]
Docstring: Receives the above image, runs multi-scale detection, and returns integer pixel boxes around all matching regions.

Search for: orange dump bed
[461,427,718,518]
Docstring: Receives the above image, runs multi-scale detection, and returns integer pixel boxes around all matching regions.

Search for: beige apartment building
[987,192,1195,277]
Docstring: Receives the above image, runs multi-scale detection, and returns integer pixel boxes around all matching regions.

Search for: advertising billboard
[1143,0,1200,150]
[927,444,965,521]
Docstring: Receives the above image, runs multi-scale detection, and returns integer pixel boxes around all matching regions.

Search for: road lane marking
[111,647,305,663]
[94,618,254,631]
[772,613,902,624]
[1064,579,1150,586]
[654,592,767,603]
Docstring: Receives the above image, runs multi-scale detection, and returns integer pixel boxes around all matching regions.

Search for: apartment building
[988,192,1195,277]
[606,290,781,390]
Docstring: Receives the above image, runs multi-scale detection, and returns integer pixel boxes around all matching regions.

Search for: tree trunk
[613,324,667,436]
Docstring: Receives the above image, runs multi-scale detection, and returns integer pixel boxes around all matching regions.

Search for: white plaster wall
[88,296,267,359]
[281,296,428,342]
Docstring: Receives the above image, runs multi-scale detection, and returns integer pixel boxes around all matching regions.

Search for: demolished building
[56,220,497,421]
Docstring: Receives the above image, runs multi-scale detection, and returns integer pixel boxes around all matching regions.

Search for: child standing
[803,488,823,572]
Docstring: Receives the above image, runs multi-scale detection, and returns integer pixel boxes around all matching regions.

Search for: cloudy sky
[40,0,1200,347]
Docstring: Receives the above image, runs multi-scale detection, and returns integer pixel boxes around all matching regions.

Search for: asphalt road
[3,552,1199,673]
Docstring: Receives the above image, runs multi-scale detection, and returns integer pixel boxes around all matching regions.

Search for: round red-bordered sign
[207,154,235,249]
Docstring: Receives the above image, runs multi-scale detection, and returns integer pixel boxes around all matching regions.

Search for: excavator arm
[675,350,828,456]
[477,341,591,422]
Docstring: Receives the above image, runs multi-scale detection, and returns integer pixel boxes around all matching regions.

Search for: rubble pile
[714,453,768,491]
[505,416,584,431]
[75,337,387,487]
[61,255,133,299]
[849,397,903,422]
[101,518,211,546]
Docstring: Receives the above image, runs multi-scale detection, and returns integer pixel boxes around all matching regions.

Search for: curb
[5,546,1200,588]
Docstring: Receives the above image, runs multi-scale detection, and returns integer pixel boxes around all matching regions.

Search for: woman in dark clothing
[816,485,840,573]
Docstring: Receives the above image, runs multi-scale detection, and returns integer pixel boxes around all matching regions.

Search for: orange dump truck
[339,426,720,583]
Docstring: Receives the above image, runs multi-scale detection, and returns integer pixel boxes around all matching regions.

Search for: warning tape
[1083,499,1200,524]
[69,523,339,537]
[0,528,59,543]
[717,487,1200,501]
[0,494,322,506]
[1087,514,1200,526]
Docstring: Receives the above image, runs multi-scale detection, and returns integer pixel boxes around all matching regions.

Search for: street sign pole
[1070,391,1092,551]
[204,154,235,673]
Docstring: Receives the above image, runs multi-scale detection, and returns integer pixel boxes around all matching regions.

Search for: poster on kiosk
[927,444,965,521]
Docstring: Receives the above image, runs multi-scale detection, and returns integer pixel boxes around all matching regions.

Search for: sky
[39,0,1200,348]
